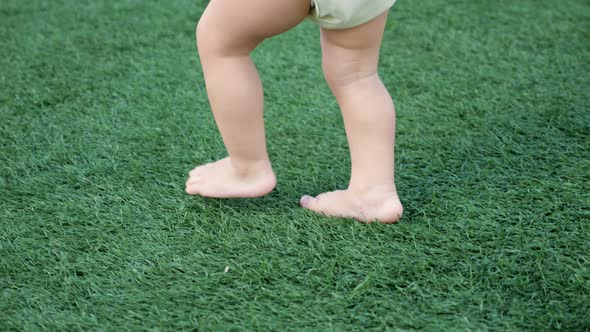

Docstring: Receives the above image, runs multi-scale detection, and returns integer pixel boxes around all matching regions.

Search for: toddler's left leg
[300,13,403,223]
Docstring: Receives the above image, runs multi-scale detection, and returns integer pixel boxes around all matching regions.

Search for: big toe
[300,195,315,209]
[185,179,202,195]
[300,194,330,215]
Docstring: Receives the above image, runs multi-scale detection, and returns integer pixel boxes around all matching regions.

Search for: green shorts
[308,0,397,29]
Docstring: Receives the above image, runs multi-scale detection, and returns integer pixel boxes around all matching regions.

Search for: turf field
[1,0,589,330]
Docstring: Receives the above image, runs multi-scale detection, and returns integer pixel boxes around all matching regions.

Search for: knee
[322,55,378,89]
[196,16,255,59]
[196,16,217,58]
[321,57,344,88]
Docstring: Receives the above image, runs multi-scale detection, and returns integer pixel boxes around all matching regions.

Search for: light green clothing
[308,0,397,29]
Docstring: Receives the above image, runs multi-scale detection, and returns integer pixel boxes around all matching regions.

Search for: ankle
[229,157,273,177]
[347,183,397,198]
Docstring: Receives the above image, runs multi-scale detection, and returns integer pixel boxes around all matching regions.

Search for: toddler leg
[186,0,309,197]
[300,13,403,223]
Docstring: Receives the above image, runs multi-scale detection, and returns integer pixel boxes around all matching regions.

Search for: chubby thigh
[197,0,310,56]
[308,0,396,29]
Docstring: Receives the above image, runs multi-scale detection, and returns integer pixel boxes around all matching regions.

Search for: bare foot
[186,157,276,198]
[300,188,403,223]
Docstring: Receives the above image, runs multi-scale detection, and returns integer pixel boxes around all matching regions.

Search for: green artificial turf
[1,0,589,330]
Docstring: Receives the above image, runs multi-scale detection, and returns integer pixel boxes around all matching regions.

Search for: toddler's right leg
[186,0,310,198]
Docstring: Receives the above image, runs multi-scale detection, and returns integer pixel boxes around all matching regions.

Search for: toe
[185,180,201,195]
[300,195,314,209]
[189,168,201,178]
[185,185,197,195]
[188,174,203,182]
[189,164,210,177]
[300,195,325,215]
[300,191,354,219]
[186,176,199,186]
